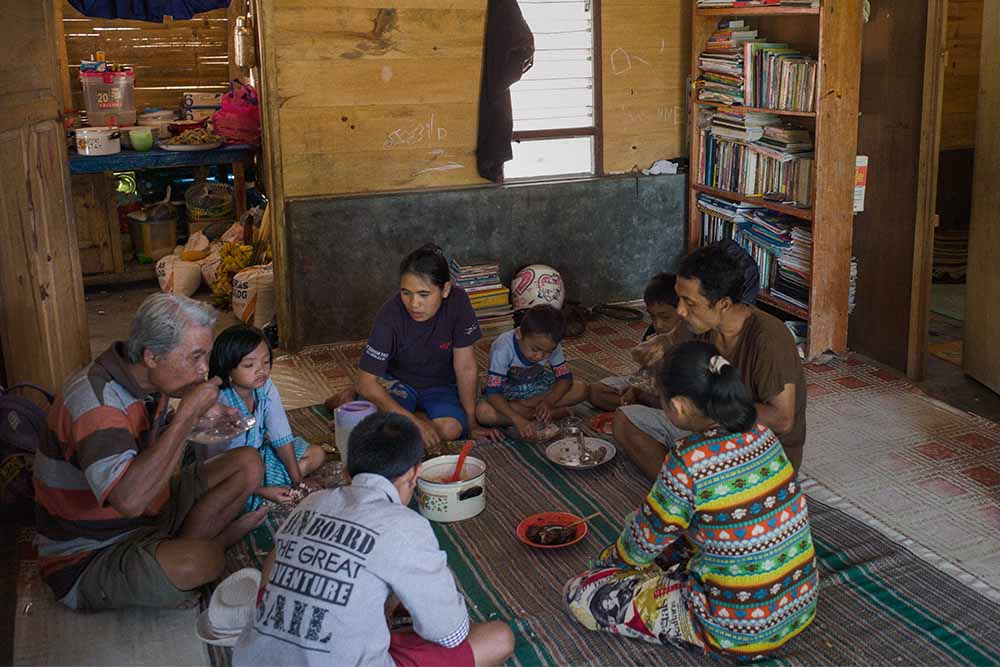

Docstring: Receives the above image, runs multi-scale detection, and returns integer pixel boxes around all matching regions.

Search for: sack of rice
[200,245,222,287]
[181,231,211,261]
[232,264,275,328]
[220,222,245,245]
[156,255,202,297]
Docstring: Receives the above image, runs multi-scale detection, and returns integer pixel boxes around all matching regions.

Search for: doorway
[914,0,1000,419]
[55,0,272,360]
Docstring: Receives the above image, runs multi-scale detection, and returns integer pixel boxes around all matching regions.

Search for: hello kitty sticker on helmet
[512,264,565,311]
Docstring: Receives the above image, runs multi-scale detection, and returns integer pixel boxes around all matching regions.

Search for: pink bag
[211,80,261,145]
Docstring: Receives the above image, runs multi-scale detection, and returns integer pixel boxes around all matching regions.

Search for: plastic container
[129,218,178,264]
[80,70,136,127]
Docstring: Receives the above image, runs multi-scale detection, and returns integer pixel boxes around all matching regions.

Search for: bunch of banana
[212,242,253,307]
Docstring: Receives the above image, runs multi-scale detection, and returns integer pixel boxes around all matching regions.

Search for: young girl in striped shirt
[206,324,326,509]
[565,340,817,660]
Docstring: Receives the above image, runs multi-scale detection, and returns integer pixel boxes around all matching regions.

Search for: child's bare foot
[219,506,269,547]
[323,386,356,413]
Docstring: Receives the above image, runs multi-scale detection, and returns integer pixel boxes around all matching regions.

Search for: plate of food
[545,436,616,469]
[517,511,588,549]
[159,128,224,151]
[189,414,256,445]
[504,421,561,443]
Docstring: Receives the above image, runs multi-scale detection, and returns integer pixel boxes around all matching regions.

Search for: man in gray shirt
[234,412,514,667]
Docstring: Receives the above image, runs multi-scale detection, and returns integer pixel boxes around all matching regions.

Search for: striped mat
[212,412,1000,667]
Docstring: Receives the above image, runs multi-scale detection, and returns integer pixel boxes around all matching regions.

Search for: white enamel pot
[416,455,486,523]
[75,127,121,156]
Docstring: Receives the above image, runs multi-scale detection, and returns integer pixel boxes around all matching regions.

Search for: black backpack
[0,383,53,505]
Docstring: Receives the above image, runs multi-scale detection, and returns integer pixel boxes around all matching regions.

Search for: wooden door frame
[906,0,949,381]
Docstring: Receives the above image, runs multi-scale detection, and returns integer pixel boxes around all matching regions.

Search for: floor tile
[834,376,870,390]
[963,465,1000,488]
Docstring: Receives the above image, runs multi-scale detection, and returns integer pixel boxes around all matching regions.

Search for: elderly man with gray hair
[34,293,267,611]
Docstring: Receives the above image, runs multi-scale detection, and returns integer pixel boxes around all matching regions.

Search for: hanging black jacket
[476,0,535,183]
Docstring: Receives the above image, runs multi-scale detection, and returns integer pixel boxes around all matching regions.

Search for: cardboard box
[181,107,217,121]
[182,92,223,108]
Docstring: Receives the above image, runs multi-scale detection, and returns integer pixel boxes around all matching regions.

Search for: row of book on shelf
[697,192,856,316]
[697,19,817,112]
[696,20,819,210]
[697,111,814,208]
[449,257,514,337]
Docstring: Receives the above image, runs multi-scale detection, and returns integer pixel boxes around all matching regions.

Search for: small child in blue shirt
[474,305,588,440]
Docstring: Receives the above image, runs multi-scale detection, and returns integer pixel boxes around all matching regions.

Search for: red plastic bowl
[516,511,588,550]
[167,118,208,136]
[590,412,615,435]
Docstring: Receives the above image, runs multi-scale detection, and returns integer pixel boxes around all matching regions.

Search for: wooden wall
[258,0,690,198]
[964,0,1000,393]
[59,1,230,114]
[848,0,929,372]
[940,0,982,150]
[601,0,690,173]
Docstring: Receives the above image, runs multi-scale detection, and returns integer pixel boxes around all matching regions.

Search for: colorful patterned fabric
[485,329,572,397]
[564,564,704,649]
[500,366,557,401]
[595,424,818,659]
[33,344,169,601]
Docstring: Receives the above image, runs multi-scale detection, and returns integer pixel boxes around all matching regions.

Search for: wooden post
[233,160,247,220]
[809,0,863,357]
[255,0,295,349]
[907,0,948,380]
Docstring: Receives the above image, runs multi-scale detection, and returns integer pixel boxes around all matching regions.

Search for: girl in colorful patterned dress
[206,324,326,510]
[565,340,818,660]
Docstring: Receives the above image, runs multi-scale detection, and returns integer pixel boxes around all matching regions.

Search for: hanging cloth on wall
[475,0,534,183]
[67,0,231,22]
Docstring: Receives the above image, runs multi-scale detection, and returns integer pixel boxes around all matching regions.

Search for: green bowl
[129,127,154,152]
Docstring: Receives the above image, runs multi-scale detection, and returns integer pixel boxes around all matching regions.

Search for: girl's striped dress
[201,379,309,511]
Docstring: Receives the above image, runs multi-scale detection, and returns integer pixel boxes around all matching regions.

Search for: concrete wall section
[285,174,686,345]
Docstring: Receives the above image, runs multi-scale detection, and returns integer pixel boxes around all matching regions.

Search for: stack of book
[698,117,815,208]
[736,210,798,291]
[696,192,759,245]
[696,21,759,106]
[449,257,514,337]
[771,226,812,309]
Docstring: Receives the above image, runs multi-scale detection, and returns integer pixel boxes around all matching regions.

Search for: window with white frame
[505,0,600,180]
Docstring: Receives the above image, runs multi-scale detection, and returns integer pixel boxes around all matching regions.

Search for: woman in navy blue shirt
[352,244,500,447]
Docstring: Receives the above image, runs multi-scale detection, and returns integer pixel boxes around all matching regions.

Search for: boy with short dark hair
[475,304,589,440]
[233,413,514,667]
[589,273,691,411]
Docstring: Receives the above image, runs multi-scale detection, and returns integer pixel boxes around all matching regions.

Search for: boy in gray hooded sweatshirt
[234,412,514,667]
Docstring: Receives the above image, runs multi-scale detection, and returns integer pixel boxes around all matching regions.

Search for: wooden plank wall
[940,0,982,150]
[1,0,90,391]
[601,0,690,174]
[260,0,690,198]
[60,1,230,114]
[848,0,928,371]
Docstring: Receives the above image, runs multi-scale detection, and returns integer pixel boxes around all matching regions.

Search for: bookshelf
[687,1,862,358]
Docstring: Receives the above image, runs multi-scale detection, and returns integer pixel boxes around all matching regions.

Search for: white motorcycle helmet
[511,264,565,311]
